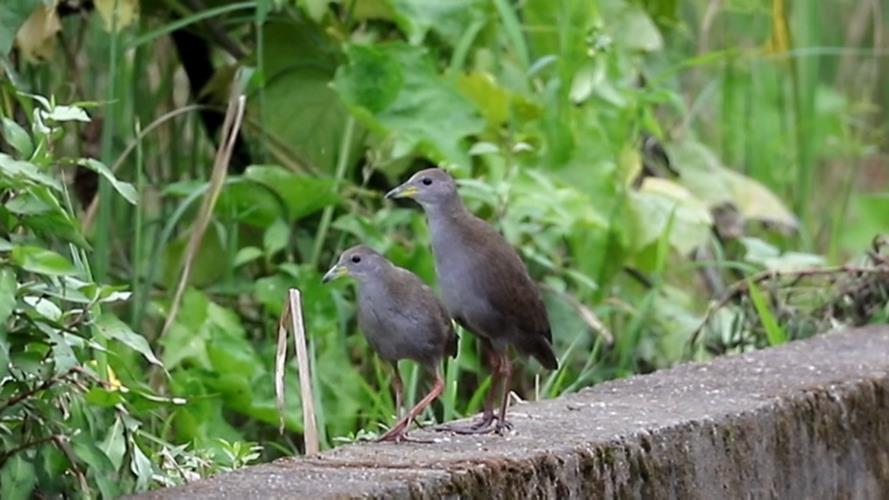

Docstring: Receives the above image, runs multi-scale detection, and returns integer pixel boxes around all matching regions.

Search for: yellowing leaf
[668,140,798,229]
[628,178,713,255]
[765,0,790,54]
[15,4,60,62]
[95,0,139,32]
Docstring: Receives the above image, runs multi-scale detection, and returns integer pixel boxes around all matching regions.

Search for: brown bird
[386,168,558,434]
[323,245,457,442]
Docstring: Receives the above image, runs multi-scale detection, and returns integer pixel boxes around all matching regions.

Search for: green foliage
[1,0,887,496]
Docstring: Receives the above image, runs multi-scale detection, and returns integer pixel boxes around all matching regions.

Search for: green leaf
[0,454,36,500]
[94,313,162,366]
[71,437,117,499]
[0,154,61,191]
[44,105,90,123]
[85,387,125,407]
[76,158,139,205]
[747,279,787,346]
[297,0,331,21]
[0,269,15,326]
[1,118,33,158]
[0,0,40,55]
[130,441,154,491]
[263,218,290,257]
[44,326,77,372]
[234,246,263,267]
[333,43,484,169]
[386,0,486,46]
[244,165,339,221]
[11,246,77,276]
[252,21,359,173]
[100,417,127,470]
[609,4,663,52]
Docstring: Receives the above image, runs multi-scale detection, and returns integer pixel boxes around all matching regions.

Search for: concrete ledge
[136,326,889,499]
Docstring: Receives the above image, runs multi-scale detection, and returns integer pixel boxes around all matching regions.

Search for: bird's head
[322,245,388,284]
[384,168,458,209]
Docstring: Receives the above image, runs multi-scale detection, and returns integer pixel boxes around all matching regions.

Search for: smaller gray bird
[322,245,457,442]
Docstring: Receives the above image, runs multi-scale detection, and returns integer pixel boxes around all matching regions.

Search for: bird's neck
[425,197,467,228]
[425,197,472,255]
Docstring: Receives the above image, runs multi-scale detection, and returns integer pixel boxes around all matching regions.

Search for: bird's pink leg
[378,372,444,443]
[436,344,501,433]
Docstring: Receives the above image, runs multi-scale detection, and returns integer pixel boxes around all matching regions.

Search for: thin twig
[275,296,291,434]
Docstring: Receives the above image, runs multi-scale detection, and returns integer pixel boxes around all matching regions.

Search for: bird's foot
[436,413,510,435]
[376,424,434,444]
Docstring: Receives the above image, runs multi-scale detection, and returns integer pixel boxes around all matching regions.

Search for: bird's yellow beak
[322,264,349,283]
[385,183,418,200]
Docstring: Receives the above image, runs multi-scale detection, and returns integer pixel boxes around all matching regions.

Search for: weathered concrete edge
[135,326,889,499]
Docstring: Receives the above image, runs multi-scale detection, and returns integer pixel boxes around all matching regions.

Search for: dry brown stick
[158,93,246,341]
[289,289,319,455]
[274,297,291,434]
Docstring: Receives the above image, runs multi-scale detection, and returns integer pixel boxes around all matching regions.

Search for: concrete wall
[134,325,889,499]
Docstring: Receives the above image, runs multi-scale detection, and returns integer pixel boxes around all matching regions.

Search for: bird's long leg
[494,352,514,434]
[378,369,444,443]
[391,363,404,421]
[437,342,502,434]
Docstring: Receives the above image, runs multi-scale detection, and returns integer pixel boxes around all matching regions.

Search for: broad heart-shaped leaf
[11,245,77,276]
[77,158,139,205]
[0,0,40,55]
[0,153,61,191]
[386,0,487,46]
[94,313,162,366]
[626,178,713,255]
[0,454,36,500]
[251,21,360,173]
[334,43,485,170]
[667,140,798,229]
[1,118,33,158]
[243,165,339,221]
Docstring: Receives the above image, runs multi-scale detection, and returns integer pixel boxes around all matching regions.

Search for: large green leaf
[0,454,36,500]
[11,246,77,276]
[244,165,339,221]
[77,159,139,205]
[1,118,33,159]
[94,313,162,366]
[386,0,486,46]
[0,154,61,191]
[333,43,485,170]
[251,21,358,173]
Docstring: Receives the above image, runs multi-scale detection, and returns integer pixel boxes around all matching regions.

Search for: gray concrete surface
[134,325,889,499]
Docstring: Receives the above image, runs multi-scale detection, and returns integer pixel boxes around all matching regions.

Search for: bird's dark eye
[421,177,432,186]
[351,255,361,264]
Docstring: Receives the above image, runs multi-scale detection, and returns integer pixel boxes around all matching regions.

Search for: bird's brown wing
[390,269,458,360]
[462,216,557,369]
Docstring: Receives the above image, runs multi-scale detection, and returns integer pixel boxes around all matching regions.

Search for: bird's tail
[521,334,558,370]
